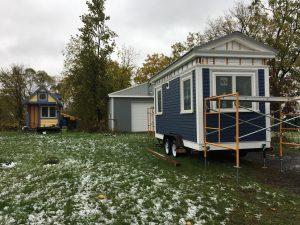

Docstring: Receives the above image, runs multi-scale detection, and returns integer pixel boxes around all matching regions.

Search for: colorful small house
[25,87,63,130]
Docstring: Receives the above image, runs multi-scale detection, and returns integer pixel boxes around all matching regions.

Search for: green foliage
[134,53,172,84]
[0,65,54,130]
[170,0,300,109]
[61,0,123,131]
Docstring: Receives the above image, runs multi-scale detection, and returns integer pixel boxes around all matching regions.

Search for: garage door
[131,102,153,132]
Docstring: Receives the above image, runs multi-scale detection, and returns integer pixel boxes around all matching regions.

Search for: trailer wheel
[171,142,177,157]
[164,138,171,155]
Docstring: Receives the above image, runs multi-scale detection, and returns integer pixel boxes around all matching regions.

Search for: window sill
[156,113,163,116]
[41,117,57,119]
[180,110,194,114]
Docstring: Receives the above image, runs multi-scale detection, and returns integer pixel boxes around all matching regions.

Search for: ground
[0,132,299,225]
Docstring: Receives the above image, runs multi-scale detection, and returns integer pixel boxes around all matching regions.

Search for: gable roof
[25,86,63,106]
[149,31,277,83]
[197,31,277,53]
[108,83,153,98]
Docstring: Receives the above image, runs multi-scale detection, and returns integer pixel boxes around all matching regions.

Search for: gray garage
[108,83,154,132]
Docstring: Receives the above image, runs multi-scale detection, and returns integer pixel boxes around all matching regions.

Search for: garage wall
[109,98,153,132]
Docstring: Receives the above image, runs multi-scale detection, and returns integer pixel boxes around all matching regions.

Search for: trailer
[149,31,278,158]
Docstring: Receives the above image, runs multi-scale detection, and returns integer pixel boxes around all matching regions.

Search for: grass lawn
[0,132,299,225]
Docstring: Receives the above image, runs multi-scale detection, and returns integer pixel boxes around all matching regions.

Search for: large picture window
[41,106,57,118]
[156,88,162,115]
[214,72,256,110]
[181,74,193,113]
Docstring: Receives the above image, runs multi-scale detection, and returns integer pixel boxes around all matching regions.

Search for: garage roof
[108,83,153,98]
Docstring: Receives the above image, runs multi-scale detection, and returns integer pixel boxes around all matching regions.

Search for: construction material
[145,148,180,167]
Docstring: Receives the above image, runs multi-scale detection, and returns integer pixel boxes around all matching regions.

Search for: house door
[29,105,39,128]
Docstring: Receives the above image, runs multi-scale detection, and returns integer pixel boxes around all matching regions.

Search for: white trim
[195,67,202,145]
[196,51,275,59]
[211,71,257,112]
[155,87,163,115]
[150,53,198,83]
[264,68,271,148]
[153,65,266,87]
[180,73,194,114]
[155,133,267,151]
[108,95,153,98]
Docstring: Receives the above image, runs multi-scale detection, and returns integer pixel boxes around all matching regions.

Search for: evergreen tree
[62,0,116,131]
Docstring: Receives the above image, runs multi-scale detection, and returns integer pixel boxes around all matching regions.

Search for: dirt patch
[243,152,300,194]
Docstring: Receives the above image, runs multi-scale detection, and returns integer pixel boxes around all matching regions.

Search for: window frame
[155,87,163,115]
[41,106,57,118]
[180,74,194,114]
[38,93,47,101]
[212,72,257,112]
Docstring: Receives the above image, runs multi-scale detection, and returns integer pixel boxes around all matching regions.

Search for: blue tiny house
[149,32,276,156]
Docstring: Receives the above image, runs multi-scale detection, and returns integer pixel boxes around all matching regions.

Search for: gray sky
[0,0,239,77]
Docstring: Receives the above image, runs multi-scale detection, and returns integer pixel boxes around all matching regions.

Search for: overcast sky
[0,0,241,77]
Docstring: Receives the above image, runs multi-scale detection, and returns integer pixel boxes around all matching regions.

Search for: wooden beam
[145,148,180,167]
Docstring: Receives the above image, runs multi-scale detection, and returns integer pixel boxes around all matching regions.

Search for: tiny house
[149,32,276,157]
[25,87,63,130]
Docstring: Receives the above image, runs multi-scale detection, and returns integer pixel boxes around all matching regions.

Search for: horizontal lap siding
[156,72,197,142]
[203,68,266,143]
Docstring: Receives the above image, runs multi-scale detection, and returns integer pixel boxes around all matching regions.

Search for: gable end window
[180,74,193,113]
[39,93,47,101]
[156,87,163,115]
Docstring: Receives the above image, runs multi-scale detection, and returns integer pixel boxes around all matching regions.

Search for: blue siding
[156,71,197,142]
[204,68,266,143]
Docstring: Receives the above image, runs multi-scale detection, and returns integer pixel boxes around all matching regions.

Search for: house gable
[198,32,276,53]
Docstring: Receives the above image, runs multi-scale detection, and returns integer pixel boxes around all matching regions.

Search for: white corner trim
[264,68,271,147]
[195,67,203,145]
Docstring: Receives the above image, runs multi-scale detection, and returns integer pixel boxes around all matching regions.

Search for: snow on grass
[0,132,299,224]
[0,162,17,169]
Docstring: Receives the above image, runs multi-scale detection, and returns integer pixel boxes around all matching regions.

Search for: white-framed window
[180,74,193,113]
[212,72,257,111]
[155,87,163,115]
[38,93,47,101]
[41,106,57,118]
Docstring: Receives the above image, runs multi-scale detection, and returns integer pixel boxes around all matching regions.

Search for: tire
[164,138,171,155]
[171,141,177,157]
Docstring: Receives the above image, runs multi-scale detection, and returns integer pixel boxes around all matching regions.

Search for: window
[181,75,193,113]
[41,107,56,118]
[216,76,232,108]
[213,72,256,110]
[49,107,56,117]
[42,107,48,117]
[156,88,162,115]
[39,93,47,101]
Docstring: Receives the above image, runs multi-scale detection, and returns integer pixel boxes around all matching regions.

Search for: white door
[131,102,153,132]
